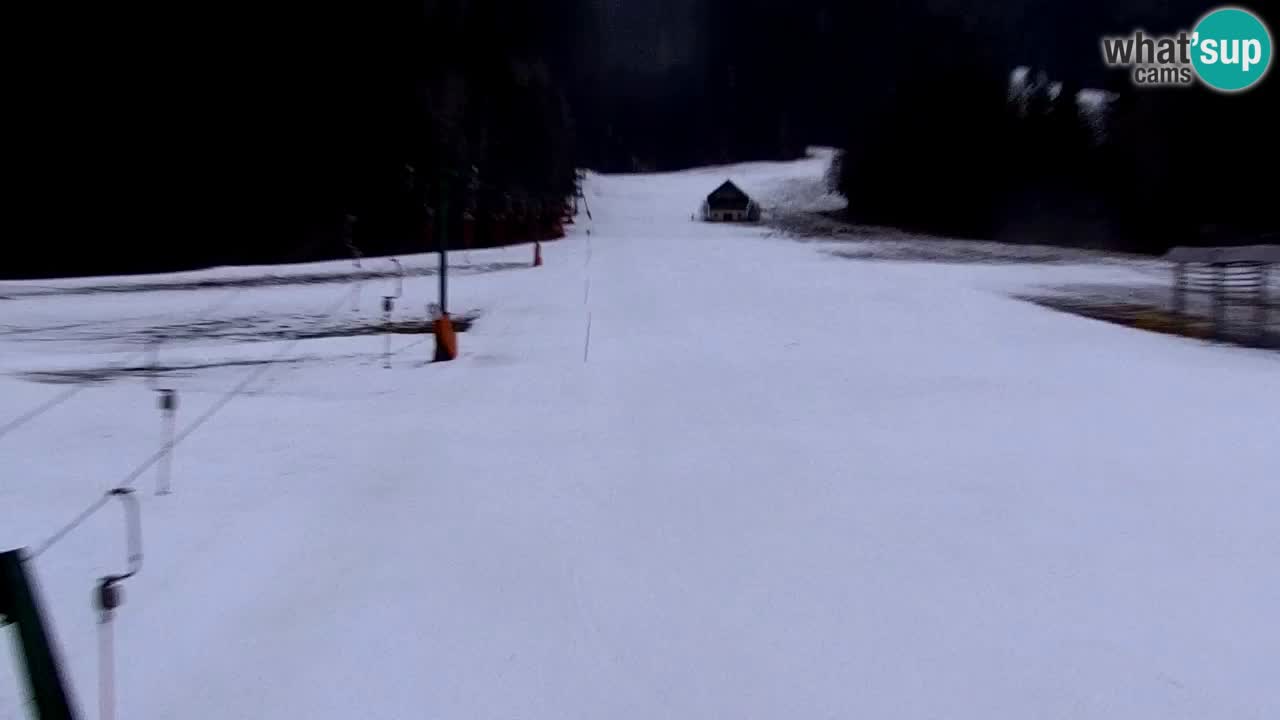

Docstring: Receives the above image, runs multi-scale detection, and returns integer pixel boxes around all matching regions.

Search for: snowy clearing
[2,151,1277,719]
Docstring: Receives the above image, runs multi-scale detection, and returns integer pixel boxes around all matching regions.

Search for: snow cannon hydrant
[434,311,458,362]
[533,241,543,267]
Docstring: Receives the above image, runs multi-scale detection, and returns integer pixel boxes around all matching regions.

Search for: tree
[837,6,1012,237]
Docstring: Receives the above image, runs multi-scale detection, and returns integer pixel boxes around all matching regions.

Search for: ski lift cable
[23,284,360,562]
[2,275,252,338]
[0,287,250,443]
[3,223,410,444]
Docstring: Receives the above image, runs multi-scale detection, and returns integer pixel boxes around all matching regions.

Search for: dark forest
[7,0,1278,278]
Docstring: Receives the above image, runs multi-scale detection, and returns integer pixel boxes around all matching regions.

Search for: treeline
[567,0,815,172]
[8,0,581,279]
[566,0,1277,252]
[331,0,579,262]
[830,0,1280,253]
[8,0,1278,278]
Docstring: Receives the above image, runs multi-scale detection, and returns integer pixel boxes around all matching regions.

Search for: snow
[1077,88,1116,110]
[3,151,1278,719]
[1007,64,1114,122]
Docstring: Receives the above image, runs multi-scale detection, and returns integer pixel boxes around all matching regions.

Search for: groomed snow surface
[3,150,1277,719]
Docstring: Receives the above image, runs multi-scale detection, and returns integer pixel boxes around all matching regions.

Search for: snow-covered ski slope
[2,150,1277,719]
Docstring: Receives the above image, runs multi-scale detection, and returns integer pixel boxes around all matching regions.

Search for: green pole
[0,550,78,719]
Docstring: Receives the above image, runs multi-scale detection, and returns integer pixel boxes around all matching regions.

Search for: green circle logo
[1192,7,1272,92]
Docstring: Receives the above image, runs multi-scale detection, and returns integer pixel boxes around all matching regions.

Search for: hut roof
[706,180,752,211]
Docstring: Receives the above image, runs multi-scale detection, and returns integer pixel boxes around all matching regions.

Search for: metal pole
[1214,263,1226,341]
[0,550,77,720]
[1258,264,1271,347]
[98,611,114,720]
[1172,262,1185,319]
[156,390,176,495]
[345,214,361,268]
[382,297,393,369]
[94,488,141,720]
[146,339,159,390]
[157,414,173,496]
[439,172,449,316]
[349,215,363,313]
